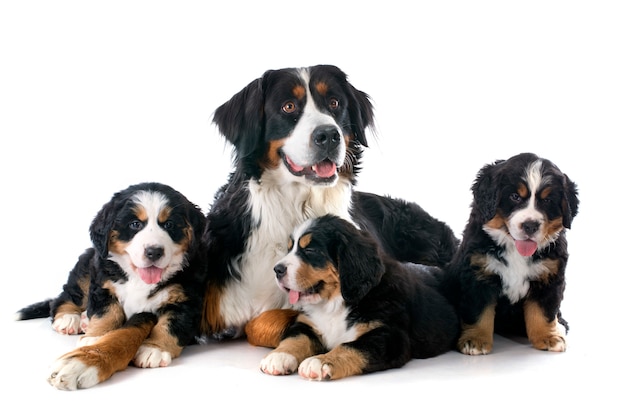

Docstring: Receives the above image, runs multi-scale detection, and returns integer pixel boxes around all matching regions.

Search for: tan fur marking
[484,212,506,229]
[262,139,286,170]
[517,183,529,199]
[273,333,320,364]
[540,186,552,200]
[58,319,155,384]
[297,261,340,301]
[108,231,128,255]
[524,300,566,351]
[469,254,494,281]
[143,312,183,359]
[545,217,564,238]
[133,205,148,222]
[53,302,82,320]
[201,283,226,335]
[84,302,126,337]
[246,309,300,348]
[311,345,368,380]
[293,85,305,100]
[535,258,560,284]
[458,303,496,354]
[298,233,312,249]
[158,205,172,224]
[315,81,328,96]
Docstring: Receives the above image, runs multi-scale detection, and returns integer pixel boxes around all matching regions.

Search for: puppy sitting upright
[258,214,459,381]
[443,153,579,355]
[16,182,208,389]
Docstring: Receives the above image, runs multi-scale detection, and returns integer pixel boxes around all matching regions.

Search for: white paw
[48,356,99,390]
[76,335,101,347]
[260,352,298,375]
[298,357,330,380]
[133,345,172,368]
[80,311,90,333]
[52,314,83,335]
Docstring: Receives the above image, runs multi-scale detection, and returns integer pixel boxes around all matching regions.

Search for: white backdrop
[1,1,624,415]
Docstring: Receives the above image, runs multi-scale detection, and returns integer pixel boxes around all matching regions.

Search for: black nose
[274,263,287,280]
[521,220,540,236]
[145,245,164,261]
[312,125,341,151]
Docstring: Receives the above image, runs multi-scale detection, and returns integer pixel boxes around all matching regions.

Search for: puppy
[258,214,459,380]
[16,182,207,389]
[201,64,458,342]
[443,153,579,355]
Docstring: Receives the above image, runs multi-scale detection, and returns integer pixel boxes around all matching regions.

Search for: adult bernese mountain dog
[201,64,459,342]
[16,182,207,390]
[442,153,579,355]
[258,214,459,380]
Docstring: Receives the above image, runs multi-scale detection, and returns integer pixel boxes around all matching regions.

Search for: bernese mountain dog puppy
[16,182,207,389]
[442,153,579,355]
[202,64,459,343]
[258,214,459,380]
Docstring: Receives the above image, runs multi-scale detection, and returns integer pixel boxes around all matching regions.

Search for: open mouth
[283,281,324,304]
[280,151,338,183]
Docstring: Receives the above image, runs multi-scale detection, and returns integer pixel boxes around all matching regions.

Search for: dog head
[471,152,579,256]
[273,215,384,306]
[89,182,206,284]
[213,65,375,185]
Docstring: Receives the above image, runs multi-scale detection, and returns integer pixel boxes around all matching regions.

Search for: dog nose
[274,263,287,280]
[521,220,540,236]
[145,245,164,261]
[312,125,341,151]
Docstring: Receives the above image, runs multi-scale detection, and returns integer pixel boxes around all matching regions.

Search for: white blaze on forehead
[508,159,545,240]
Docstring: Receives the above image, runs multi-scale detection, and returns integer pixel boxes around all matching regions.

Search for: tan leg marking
[299,345,367,381]
[524,300,566,352]
[458,303,496,355]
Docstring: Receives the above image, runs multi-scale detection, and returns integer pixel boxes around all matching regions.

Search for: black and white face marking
[109,190,188,285]
[485,159,566,257]
[267,68,354,185]
[273,219,341,306]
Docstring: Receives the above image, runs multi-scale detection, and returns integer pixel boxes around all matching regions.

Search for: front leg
[524,300,566,352]
[458,303,496,355]
[48,313,156,390]
[260,321,324,376]
[298,345,368,380]
[133,313,185,368]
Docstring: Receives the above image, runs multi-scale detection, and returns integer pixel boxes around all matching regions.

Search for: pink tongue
[138,266,163,284]
[515,240,538,257]
[288,290,300,304]
[313,160,337,178]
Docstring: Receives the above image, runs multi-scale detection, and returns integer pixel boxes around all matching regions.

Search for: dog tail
[14,299,53,320]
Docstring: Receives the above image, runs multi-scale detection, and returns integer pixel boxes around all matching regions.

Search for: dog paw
[80,311,90,332]
[531,334,567,352]
[260,352,298,375]
[298,357,331,381]
[458,338,493,355]
[48,356,99,390]
[133,345,172,368]
[52,314,83,335]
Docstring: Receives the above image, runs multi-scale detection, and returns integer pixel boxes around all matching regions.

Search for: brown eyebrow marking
[298,233,312,249]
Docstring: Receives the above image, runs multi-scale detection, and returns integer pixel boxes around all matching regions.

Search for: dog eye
[162,220,174,230]
[129,220,144,231]
[328,97,339,110]
[509,193,522,203]
[282,101,297,114]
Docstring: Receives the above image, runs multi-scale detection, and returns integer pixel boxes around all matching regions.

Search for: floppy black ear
[334,222,385,304]
[561,173,579,229]
[346,83,375,148]
[212,76,264,160]
[185,203,207,256]
[89,193,123,259]
[471,160,504,223]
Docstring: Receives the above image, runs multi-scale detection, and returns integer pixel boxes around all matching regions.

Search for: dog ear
[89,193,123,259]
[347,84,375,148]
[212,76,264,160]
[334,222,385,304]
[561,173,579,229]
[471,160,504,222]
[185,203,207,255]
